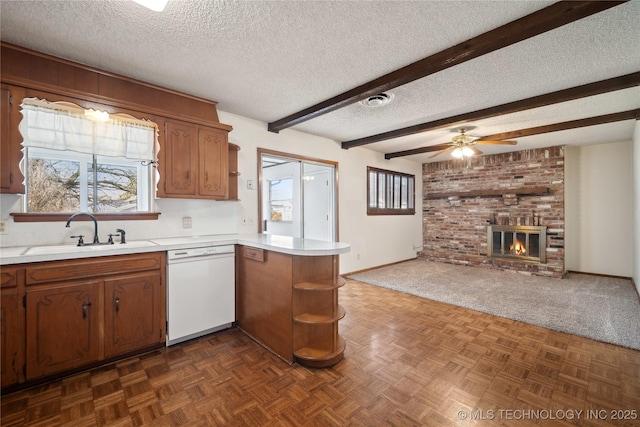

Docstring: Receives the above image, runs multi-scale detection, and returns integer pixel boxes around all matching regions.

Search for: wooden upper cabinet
[159,119,229,200]
[1,84,26,194]
[199,127,229,199]
[162,120,199,196]
[1,43,236,199]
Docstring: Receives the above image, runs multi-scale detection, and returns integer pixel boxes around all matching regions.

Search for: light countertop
[0,233,351,265]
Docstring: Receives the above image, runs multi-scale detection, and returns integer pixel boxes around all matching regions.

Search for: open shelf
[294,305,345,324]
[228,143,240,200]
[293,277,346,291]
[294,336,345,368]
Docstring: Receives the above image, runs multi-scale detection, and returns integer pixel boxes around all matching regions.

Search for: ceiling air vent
[360,93,394,107]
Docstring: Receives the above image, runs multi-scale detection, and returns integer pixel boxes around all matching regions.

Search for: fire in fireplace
[487,225,546,263]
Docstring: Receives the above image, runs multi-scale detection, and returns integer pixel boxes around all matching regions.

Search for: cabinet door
[1,267,22,387]
[236,248,294,362]
[26,281,100,379]
[1,85,25,194]
[163,120,198,196]
[198,127,228,199]
[104,272,162,358]
[1,290,21,387]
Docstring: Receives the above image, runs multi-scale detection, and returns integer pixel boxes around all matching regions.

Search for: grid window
[367,167,415,215]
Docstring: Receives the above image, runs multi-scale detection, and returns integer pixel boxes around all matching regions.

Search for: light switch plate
[0,220,7,235]
[182,216,192,229]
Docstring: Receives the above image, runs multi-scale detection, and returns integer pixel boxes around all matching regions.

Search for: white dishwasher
[166,245,235,346]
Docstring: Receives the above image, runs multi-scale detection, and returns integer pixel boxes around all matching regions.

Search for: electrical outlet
[0,220,7,235]
[182,216,192,229]
[247,180,255,190]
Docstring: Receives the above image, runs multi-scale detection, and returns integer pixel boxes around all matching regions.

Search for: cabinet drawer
[243,246,264,262]
[25,252,163,285]
[1,267,17,288]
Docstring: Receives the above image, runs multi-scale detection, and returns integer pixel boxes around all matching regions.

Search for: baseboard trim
[566,270,632,281]
[342,257,417,277]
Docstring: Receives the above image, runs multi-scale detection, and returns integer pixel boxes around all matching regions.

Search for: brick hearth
[421,146,565,278]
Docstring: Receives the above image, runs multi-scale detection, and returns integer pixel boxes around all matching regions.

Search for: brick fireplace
[421,146,565,278]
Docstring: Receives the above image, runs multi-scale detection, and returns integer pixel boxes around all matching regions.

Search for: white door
[303,164,334,241]
[260,153,336,241]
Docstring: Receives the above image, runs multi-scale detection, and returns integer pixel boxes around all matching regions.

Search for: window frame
[24,147,152,214]
[367,166,415,216]
[13,96,160,222]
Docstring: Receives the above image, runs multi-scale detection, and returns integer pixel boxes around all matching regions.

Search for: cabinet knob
[115,297,120,313]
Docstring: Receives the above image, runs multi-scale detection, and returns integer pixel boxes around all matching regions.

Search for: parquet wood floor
[2,280,639,426]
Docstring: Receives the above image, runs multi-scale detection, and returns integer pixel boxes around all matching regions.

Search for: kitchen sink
[22,240,158,256]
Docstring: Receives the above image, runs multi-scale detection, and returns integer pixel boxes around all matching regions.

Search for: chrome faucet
[65,212,100,244]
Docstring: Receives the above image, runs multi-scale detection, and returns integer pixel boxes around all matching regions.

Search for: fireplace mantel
[425,187,550,200]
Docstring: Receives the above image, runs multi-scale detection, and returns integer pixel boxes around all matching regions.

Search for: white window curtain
[19,98,157,161]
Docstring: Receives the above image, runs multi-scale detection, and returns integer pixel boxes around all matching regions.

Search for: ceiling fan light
[451,148,464,159]
[462,146,474,157]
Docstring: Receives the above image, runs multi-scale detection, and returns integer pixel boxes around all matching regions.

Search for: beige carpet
[347,259,640,350]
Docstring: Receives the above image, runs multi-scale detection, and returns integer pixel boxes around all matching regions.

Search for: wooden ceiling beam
[384,144,452,160]
[268,1,627,134]
[349,71,640,149]
[384,109,640,159]
[476,109,640,141]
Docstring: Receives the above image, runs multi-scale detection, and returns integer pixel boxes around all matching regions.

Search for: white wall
[219,111,424,274]
[564,145,579,273]
[565,140,634,277]
[0,110,423,275]
[0,195,239,247]
[633,121,640,293]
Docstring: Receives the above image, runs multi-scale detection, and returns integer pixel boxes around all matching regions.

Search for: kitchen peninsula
[0,234,350,390]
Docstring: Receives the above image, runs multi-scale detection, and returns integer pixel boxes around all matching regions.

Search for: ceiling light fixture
[131,0,168,12]
[451,146,474,159]
[360,93,393,107]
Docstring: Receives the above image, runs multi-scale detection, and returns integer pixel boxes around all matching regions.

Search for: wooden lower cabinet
[236,246,345,368]
[1,266,23,387]
[236,248,293,362]
[3,252,166,389]
[26,281,100,379]
[104,272,162,358]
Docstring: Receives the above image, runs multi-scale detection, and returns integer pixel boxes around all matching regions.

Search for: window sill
[11,212,161,222]
[367,209,416,216]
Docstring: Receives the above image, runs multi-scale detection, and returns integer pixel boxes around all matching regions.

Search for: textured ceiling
[1,0,639,163]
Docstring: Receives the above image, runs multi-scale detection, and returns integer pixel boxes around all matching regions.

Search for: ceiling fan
[429,128,517,159]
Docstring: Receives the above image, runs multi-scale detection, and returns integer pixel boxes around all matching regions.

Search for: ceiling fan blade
[419,143,452,152]
[475,139,517,145]
[470,145,483,155]
[429,147,453,158]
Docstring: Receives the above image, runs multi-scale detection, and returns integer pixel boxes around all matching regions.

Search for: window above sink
[20,98,158,215]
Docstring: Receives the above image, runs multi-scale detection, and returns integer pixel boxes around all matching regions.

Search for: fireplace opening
[488,225,546,263]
